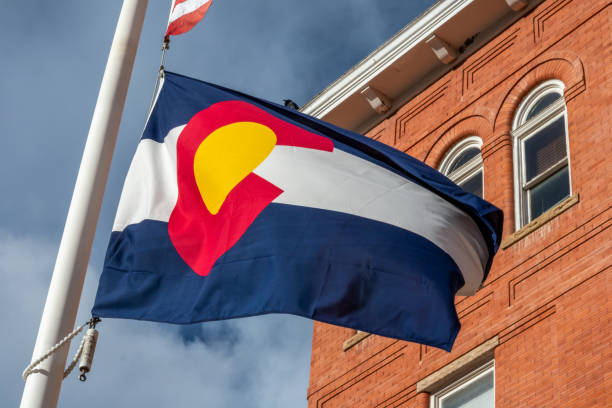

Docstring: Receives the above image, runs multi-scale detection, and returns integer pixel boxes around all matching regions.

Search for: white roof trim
[301,0,473,118]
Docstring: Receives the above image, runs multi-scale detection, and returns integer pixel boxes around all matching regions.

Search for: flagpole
[20,0,148,407]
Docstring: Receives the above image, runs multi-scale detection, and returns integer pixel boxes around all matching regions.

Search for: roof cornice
[301,0,472,118]
[301,0,543,132]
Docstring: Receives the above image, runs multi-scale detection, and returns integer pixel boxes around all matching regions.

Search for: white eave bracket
[360,85,393,114]
[426,34,457,64]
[504,0,528,11]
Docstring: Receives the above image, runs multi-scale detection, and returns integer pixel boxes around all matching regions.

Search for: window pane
[524,116,567,181]
[441,371,494,408]
[448,147,480,173]
[529,165,570,220]
[525,91,562,121]
[458,170,483,198]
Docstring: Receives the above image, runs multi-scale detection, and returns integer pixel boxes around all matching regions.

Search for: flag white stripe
[166,0,177,26]
[113,126,182,232]
[113,127,487,295]
[254,146,488,295]
[168,0,211,24]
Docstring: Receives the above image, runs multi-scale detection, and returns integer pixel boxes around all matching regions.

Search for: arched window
[512,80,571,229]
[439,136,484,198]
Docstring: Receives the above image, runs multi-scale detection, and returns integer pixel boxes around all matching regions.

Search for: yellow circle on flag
[193,121,277,215]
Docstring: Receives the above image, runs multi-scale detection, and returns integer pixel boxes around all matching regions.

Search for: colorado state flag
[92,72,502,351]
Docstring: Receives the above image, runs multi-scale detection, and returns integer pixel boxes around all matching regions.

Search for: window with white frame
[512,80,571,229]
[431,360,494,408]
[439,136,484,198]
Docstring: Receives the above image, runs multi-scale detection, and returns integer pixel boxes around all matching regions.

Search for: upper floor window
[431,360,494,408]
[512,80,571,229]
[439,136,484,198]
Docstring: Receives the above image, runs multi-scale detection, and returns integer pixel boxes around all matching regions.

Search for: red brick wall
[308,1,612,406]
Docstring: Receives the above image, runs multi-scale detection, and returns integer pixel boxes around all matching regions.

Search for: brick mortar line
[379,387,418,408]
[463,27,521,72]
[308,340,402,398]
[502,266,609,344]
[466,35,519,91]
[481,132,511,154]
[484,204,611,288]
[422,114,493,164]
[505,219,609,304]
[457,292,493,319]
[312,265,608,405]
[565,80,587,101]
[309,5,611,400]
[317,353,406,407]
[499,305,557,344]
[533,0,573,40]
[402,4,609,153]
[538,0,574,38]
[420,268,607,394]
[481,139,512,160]
[462,28,521,94]
[394,82,449,130]
[464,35,519,94]
[395,84,450,141]
[453,205,611,315]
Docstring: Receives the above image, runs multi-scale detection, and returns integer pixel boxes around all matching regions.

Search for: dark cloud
[1,1,436,406]
[176,321,241,351]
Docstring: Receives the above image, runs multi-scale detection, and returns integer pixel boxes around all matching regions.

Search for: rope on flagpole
[22,318,101,381]
[146,38,169,118]
[62,334,86,379]
[160,36,169,72]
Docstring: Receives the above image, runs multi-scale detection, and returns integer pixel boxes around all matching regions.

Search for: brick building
[301,0,611,406]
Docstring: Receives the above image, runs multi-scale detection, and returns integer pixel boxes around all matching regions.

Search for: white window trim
[430,360,495,408]
[439,136,484,196]
[513,80,564,128]
[511,80,572,230]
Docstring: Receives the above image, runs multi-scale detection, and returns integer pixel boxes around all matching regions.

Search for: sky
[0,1,437,406]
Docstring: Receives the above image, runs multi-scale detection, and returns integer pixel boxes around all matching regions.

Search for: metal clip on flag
[92,72,503,352]
[152,0,213,118]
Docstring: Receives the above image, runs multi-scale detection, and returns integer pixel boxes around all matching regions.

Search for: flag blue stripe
[93,203,463,351]
[144,72,501,282]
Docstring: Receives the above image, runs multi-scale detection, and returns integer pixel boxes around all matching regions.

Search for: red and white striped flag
[165,0,213,38]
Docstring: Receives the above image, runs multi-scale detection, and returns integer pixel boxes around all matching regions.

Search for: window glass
[440,369,494,408]
[439,138,484,199]
[512,80,571,228]
[525,91,562,121]
[529,165,570,219]
[523,116,567,181]
[458,170,483,198]
[432,362,495,408]
[448,147,480,174]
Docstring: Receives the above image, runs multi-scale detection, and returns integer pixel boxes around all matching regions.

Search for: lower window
[431,361,494,408]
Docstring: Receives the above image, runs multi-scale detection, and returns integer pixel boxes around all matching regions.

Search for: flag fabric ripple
[165,0,212,38]
[92,71,503,351]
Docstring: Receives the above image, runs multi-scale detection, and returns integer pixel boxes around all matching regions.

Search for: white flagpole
[20,0,148,407]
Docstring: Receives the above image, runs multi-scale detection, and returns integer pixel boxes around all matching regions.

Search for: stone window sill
[342,331,371,351]
[501,193,579,249]
[416,337,498,393]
